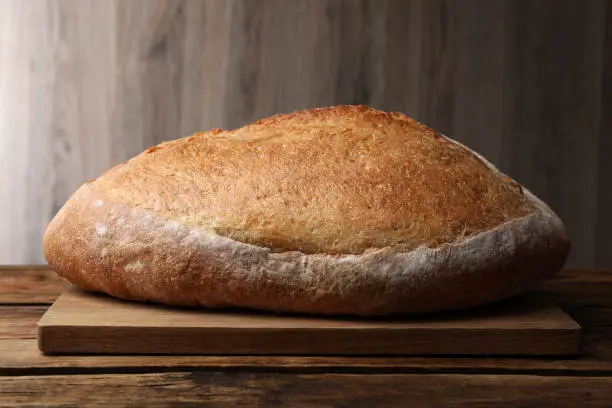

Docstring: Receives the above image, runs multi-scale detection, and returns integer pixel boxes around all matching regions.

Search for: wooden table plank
[0,266,68,304]
[0,307,47,339]
[0,290,611,376]
[1,371,612,407]
[1,267,612,377]
[3,339,612,377]
[539,273,612,306]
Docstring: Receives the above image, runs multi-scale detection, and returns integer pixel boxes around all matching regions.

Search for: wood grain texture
[0,266,68,304]
[6,338,612,377]
[1,267,612,377]
[0,306,46,340]
[2,371,612,408]
[36,287,580,356]
[596,4,612,267]
[501,0,606,268]
[2,268,612,406]
[0,0,610,267]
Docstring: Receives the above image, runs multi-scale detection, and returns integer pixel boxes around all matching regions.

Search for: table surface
[2,266,612,407]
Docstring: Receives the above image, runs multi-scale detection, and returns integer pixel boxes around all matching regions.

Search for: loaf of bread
[43,105,569,316]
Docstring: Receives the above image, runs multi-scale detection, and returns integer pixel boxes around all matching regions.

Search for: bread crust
[88,105,535,255]
[43,106,570,316]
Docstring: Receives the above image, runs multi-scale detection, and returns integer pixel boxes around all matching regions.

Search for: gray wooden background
[0,0,610,267]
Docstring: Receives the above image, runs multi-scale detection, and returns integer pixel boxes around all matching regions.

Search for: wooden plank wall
[0,0,610,267]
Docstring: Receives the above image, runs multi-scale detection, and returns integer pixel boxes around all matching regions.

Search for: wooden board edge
[37,290,584,357]
[37,325,583,356]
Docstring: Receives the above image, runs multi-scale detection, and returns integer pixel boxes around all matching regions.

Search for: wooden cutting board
[38,286,581,356]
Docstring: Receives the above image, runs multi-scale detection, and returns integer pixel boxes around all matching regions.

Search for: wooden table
[2,266,612,407]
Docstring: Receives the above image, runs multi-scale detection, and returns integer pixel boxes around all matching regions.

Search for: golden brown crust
[43,184,569,316]
[90,105,534,255]
[43,105,570,316]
